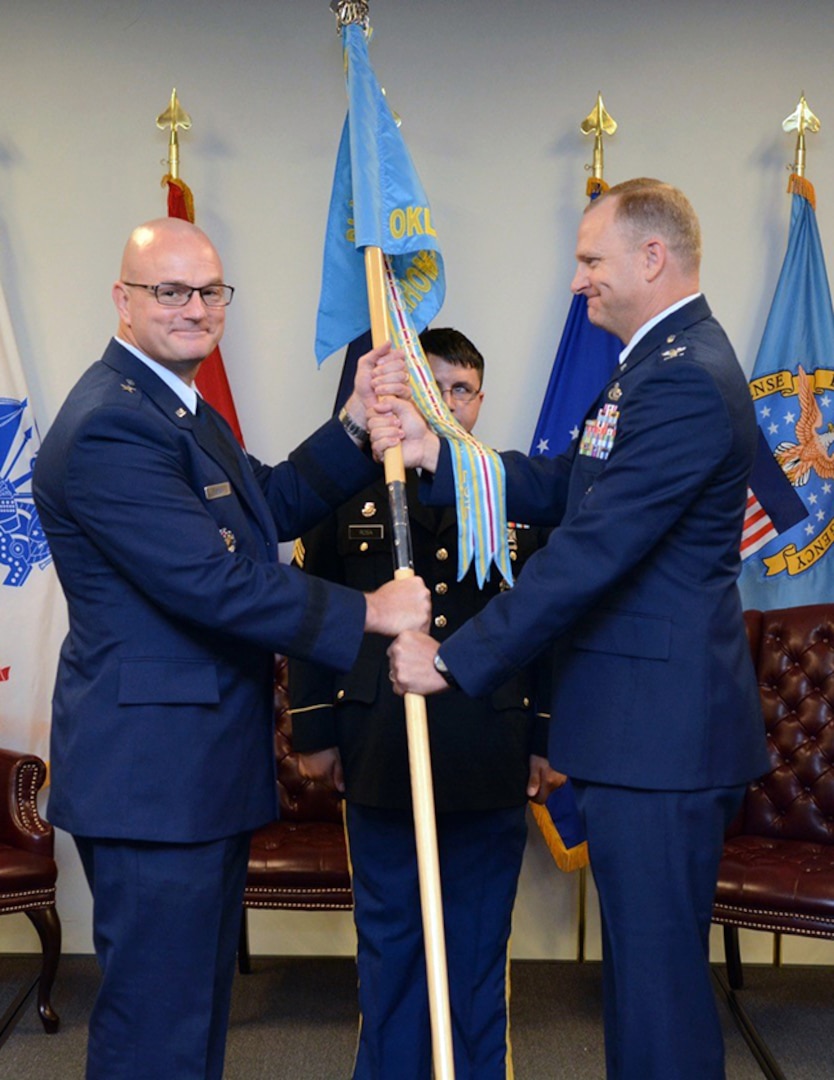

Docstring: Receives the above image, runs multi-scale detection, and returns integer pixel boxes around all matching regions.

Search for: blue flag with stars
[739,175,834,610]
[530,294,621,457]
[315,23,445,365]
[526,189,620,872]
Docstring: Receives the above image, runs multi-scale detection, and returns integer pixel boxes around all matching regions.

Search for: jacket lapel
[101,341,276,547]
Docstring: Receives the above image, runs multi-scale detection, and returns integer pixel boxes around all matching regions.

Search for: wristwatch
[338,405,369,446]
[433,651,459,689]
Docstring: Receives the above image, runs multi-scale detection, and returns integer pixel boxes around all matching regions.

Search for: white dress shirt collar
[115,336,199,415]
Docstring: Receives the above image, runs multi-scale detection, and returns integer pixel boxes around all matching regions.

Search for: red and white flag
[164,174,245,445]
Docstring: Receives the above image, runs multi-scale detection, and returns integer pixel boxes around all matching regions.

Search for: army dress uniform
[290,470,548,1080]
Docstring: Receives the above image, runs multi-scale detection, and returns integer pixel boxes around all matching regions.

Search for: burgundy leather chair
[0,748,61,1033]
[712,605,834,1076]
[238,658,353,973]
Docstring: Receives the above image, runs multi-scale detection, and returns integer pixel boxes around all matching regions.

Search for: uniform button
[434,615,448,629]
[336,689,345,700]
[523,697,530,708]
[435,582,448,595]
[510,550,517,561]
[436,548,449,561]
[359,541,369,552]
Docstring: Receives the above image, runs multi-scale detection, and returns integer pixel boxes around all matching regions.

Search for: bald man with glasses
[32,216,429,1080]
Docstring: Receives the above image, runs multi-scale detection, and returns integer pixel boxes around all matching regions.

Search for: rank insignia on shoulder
[608,382,623,402]
[361,502,377,518]
[219,527,236,552]
[120,382,137,394]
[662,346,687,360]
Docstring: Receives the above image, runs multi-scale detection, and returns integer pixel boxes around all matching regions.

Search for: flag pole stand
[365,245,455,1080]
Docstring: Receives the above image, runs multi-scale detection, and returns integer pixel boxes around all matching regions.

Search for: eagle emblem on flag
[1,396,52,587]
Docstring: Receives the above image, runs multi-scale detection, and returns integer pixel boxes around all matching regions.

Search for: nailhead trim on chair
[714,903,834,936]
[243,885,352,911]
[0,889,56,913]
[15,761,49,835]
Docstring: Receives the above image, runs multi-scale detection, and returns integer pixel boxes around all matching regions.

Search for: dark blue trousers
[75,831,251,1080]
[346,802,528,1080]
[572,782,745,1080]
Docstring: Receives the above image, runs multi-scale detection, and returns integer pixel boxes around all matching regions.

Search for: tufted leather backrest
[273,656,344,825]
[742,604,834,845]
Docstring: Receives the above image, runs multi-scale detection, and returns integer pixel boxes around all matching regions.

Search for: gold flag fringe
[529,801,589,873]
[161,174,196,223]
[786,173,816,211]
[586,177,610,199]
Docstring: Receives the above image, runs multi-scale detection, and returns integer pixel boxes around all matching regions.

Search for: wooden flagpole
[364,246,455,1078]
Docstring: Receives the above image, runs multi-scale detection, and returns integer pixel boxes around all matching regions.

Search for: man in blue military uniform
[383,181,769,1080]
[32,216,429,1080]
[290,327,562,1079]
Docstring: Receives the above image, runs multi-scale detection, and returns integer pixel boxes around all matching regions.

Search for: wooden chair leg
[238,906,252,975]
[723,924,743,991]
[26,906,61,1033]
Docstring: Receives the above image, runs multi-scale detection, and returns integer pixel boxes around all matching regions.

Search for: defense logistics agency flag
[165,174,245,445]
[739,175,834,609]
[319,24,511,586]
[0,281,66,762]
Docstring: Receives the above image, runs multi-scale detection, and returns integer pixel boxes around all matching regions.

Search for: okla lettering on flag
[319,22,510,586]
[164,173,245,445]
[739,174,834,610]
[0,280,67,762]
[315,21,445,365]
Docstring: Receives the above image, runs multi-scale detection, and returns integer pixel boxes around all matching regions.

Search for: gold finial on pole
[156,88,192,182]
[580,92,617,197]
[782,92,820,180]
[330,0,369,31]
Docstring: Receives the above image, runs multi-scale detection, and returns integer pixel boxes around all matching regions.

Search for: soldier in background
[290,327,562,1080]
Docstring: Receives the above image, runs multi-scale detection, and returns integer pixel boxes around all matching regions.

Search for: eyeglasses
[121,282,235,307]
[439,384,481,405]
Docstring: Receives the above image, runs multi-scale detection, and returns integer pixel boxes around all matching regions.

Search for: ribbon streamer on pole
[328,4,454,1075]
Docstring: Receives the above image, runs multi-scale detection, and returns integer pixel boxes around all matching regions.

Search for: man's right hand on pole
[368,396,441,472]
[364,576,431,637]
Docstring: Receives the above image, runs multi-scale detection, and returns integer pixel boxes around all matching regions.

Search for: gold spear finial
[580,92,617,196]
[782,92,820,179]
[330,0,370,31]
[156,88,192,181]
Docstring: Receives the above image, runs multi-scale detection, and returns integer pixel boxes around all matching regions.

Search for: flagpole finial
[156,88,192,181]
[580,92,617,193]
[782,92,820,179]
[330,1,370,31]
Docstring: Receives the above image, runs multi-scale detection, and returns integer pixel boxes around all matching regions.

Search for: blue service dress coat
[427,296,769,789]
[32,339,380,844]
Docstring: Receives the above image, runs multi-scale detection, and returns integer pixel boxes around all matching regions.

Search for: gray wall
[1,0,833,963]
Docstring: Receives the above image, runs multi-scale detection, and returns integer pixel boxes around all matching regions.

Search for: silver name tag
[204,482,232,500]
